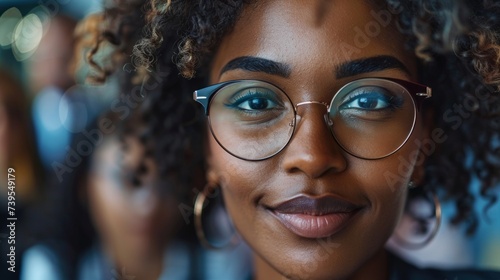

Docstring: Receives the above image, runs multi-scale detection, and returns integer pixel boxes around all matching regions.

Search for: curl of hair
[82,0,145,83]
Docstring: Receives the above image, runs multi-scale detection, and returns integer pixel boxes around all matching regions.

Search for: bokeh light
[0,7,22,48]
[12,13,43,61]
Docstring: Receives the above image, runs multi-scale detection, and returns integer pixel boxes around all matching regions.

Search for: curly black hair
[89,0,500,235]
[84,0,207,202]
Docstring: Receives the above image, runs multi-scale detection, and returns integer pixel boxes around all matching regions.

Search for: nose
[282,103,347,178]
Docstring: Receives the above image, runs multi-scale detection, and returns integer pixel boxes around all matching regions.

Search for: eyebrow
[220,56,292,78]
[219,55,409,80]
[335,55,410,79]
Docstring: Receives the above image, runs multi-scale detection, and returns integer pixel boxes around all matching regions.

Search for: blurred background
[0,0,498,279]
[0,0,103,173]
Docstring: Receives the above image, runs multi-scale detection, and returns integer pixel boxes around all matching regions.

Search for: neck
[253,248,389,280]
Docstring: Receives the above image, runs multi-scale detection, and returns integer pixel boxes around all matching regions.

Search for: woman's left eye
[341,88,394,110]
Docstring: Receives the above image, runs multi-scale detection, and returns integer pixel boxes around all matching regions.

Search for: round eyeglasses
[194,77,432,161]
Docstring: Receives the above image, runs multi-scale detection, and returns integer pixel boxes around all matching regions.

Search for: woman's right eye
[236,96,278,110]
[226,88,281,112]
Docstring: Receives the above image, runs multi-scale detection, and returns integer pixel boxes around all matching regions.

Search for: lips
[269,195,362,239]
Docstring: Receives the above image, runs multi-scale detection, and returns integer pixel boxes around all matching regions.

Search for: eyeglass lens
[207,79,416,160]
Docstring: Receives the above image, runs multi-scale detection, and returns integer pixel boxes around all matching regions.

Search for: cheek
[207,133,273,231]
[356,121,424,230]
[209,134,250,205]
[208,132,275,194]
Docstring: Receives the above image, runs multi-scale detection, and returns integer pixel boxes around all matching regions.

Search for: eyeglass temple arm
[409,84,432,112]
[381,77,432,99]
[416,87,432,98]
[193,83,228,115]
[394,78,432,99]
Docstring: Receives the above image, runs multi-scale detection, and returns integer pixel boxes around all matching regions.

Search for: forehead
[210,0,414,82]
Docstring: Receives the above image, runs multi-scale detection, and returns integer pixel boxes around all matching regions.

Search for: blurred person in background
[21,112,250,280]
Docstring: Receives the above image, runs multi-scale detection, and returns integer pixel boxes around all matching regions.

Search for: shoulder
[389,252,500,280]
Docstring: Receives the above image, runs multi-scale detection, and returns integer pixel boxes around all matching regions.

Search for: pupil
[249,98,268,109]
[358,97,378,109]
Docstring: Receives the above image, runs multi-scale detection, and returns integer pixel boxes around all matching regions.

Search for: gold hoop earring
[393,190,442,250]
[194,184,240,249]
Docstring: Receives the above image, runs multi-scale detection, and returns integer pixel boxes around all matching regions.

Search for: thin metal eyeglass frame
[193,77,432,161]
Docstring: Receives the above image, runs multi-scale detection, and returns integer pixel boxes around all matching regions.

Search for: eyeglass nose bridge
[294,101,333,127]
[295,100,330,110]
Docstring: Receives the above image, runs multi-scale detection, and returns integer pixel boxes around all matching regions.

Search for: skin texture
[87,136,179,280]
[207,1,425,279]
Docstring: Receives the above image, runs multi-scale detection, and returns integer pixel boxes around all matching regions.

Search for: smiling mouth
[268,195,363,239]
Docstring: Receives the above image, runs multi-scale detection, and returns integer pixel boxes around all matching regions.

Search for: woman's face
[207,0,423,279]
[87,136,179,259]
